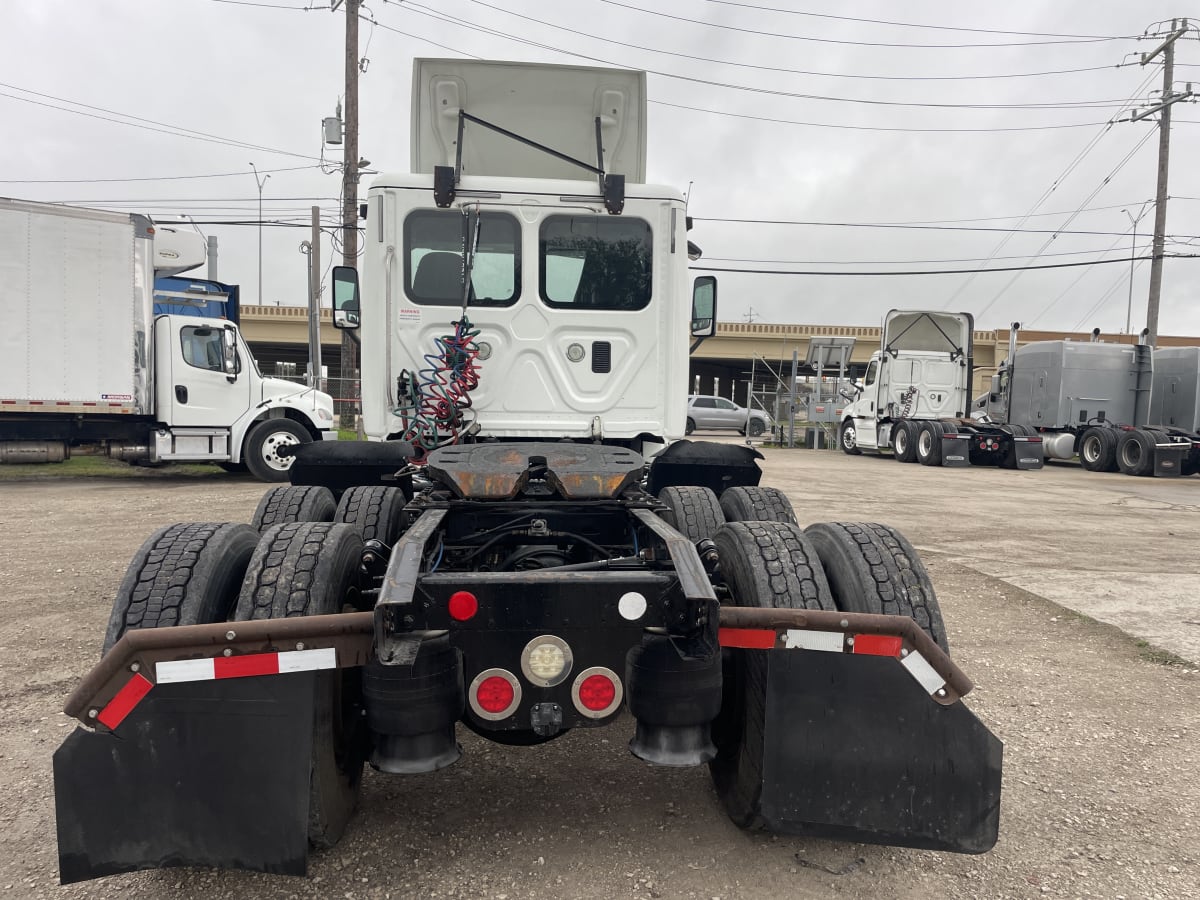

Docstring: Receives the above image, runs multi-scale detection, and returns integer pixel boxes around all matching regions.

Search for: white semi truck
[974,325,1199,477]
[838,310,1044,469]
[54,61,1002,883]
[0,198,336,481]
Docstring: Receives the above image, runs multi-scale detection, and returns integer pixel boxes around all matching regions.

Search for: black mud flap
[646,440,763,496]
[286,439,415,496]
[54,673,316,884]
[760,650,1002,853]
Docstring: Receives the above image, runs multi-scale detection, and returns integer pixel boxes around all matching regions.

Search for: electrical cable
[689,253,1198,277]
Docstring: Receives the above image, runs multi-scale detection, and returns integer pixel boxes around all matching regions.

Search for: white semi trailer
[838,310,1043,469]
[0,198,336,480]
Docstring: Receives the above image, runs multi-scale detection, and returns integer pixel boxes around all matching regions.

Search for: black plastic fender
[646,440,763,497]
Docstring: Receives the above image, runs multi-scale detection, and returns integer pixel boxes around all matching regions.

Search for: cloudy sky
[3,1,1199,336]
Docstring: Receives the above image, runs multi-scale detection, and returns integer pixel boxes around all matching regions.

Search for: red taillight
[468,668,521,721]
[571,666,623,718]
[476,676,513,713]
[448,590,478,621]
[578,674,616,710]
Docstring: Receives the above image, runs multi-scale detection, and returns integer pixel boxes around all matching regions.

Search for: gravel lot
[1,447,1198,899]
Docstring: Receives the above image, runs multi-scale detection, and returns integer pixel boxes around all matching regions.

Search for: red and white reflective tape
[718,627,947,695]
[93,648,337,731]
[157,647,337,684]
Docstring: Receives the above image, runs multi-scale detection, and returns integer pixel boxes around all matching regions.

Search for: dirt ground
[0,448,1198,899]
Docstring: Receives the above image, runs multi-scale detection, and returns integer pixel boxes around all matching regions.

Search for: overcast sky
[3,1,1199,336]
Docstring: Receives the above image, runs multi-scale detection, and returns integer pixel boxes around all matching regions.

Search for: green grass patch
[1135,640,1191,668]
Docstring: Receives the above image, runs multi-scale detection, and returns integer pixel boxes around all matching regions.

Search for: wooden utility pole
[338,0,361,425]
[1136,19,1193,347]
[309,206,323,389]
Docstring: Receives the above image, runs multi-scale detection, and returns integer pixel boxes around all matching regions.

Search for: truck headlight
[317,408,333,421]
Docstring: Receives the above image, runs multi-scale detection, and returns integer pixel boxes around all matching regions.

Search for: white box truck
[0,198,336,480]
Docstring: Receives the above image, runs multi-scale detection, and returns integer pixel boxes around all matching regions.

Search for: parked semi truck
[838,310,1043,469]
[53,61,1002,883]
[0,198,335,480]
[974,325,1199,476]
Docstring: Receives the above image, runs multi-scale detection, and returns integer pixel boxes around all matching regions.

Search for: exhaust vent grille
[591,341,612,373]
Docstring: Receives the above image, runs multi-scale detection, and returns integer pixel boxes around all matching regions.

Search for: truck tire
[244,418,311,483]
[335,485,408,545]
[838,420,861,455]
[893,420,918,463]
[916,421,944,466]
[709,521,835,829]
[1116,429,1156,477]
[1079,427,1118,472]
[657,485,725,542]
[718,486,797,525]
[685,417,696,436]
[234,522,368,849]
[805,522,948,652]
[103,522,259,654]
[252,485,337,530]
[748,419,766,437]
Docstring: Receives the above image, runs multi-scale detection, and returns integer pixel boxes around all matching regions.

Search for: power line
[0,82,320,161]
[389,3,1134,110]
[0,165,322,184]
[697,0,1133,40]
[703,243,1153,266]
[690,253,1199,277]
[455,0,1120,82]
[690,216,1164,238]
[595,0,1135,47]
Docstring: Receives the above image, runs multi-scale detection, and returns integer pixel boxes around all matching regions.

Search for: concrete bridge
[238,304,1196,400]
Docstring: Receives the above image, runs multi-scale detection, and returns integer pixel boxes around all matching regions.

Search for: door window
[404,210,520,307]
[863,360,879,388]
[692,397,716,408]
[715,398,738,410]
[180,326,224,372]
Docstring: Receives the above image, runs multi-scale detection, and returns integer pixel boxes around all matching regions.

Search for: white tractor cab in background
[53,61,1001,885]
[839,310,1043,469]
[0,198,336,480]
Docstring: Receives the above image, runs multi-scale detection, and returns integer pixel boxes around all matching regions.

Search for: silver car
[685,395,771,436]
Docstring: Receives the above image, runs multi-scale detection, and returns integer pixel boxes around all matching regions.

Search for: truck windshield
[404,210,520,307]
[539,215,651,310]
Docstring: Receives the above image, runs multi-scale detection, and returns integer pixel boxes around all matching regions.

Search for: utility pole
[1135,18,1193,347]
[249,162,270,304]
[309,206,323,390]
[335,0,361,427]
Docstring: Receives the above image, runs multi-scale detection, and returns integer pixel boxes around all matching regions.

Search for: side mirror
[690,275,717,337]
[332,265,360,330]
[222,325,240,382]
[838,388,856,402]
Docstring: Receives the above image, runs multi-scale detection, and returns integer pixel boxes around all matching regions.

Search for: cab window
[180,326,224,372]
[404,210,520,307]
[539,215,651,310]
[863,360,879,388]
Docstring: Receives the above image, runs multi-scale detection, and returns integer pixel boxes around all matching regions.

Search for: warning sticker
[101,394,133,401]
[397,308,421,324]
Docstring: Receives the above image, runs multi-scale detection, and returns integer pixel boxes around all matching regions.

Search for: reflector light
[852,633,904,657]
[476,676,514,713]
[448,591,478,621]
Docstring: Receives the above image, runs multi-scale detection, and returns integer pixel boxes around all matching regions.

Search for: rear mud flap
[940,435,970,467]
[760,650,1002,853]
[54,673,316,884]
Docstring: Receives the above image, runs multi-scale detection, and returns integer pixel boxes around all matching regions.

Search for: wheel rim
[1082,436,1099,464]
[894,429,905,454]
[842,425,856,450]
[260,430,300,471]
[1122,440,1141,468]
[918,429,932,456]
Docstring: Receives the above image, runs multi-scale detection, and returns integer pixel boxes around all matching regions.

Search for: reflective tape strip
[852,633,903,657]
[157,648,336,684]
[783,629,844,653]
[719,627,778,649]
[901,650,946,695]
[96,673,154,730]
